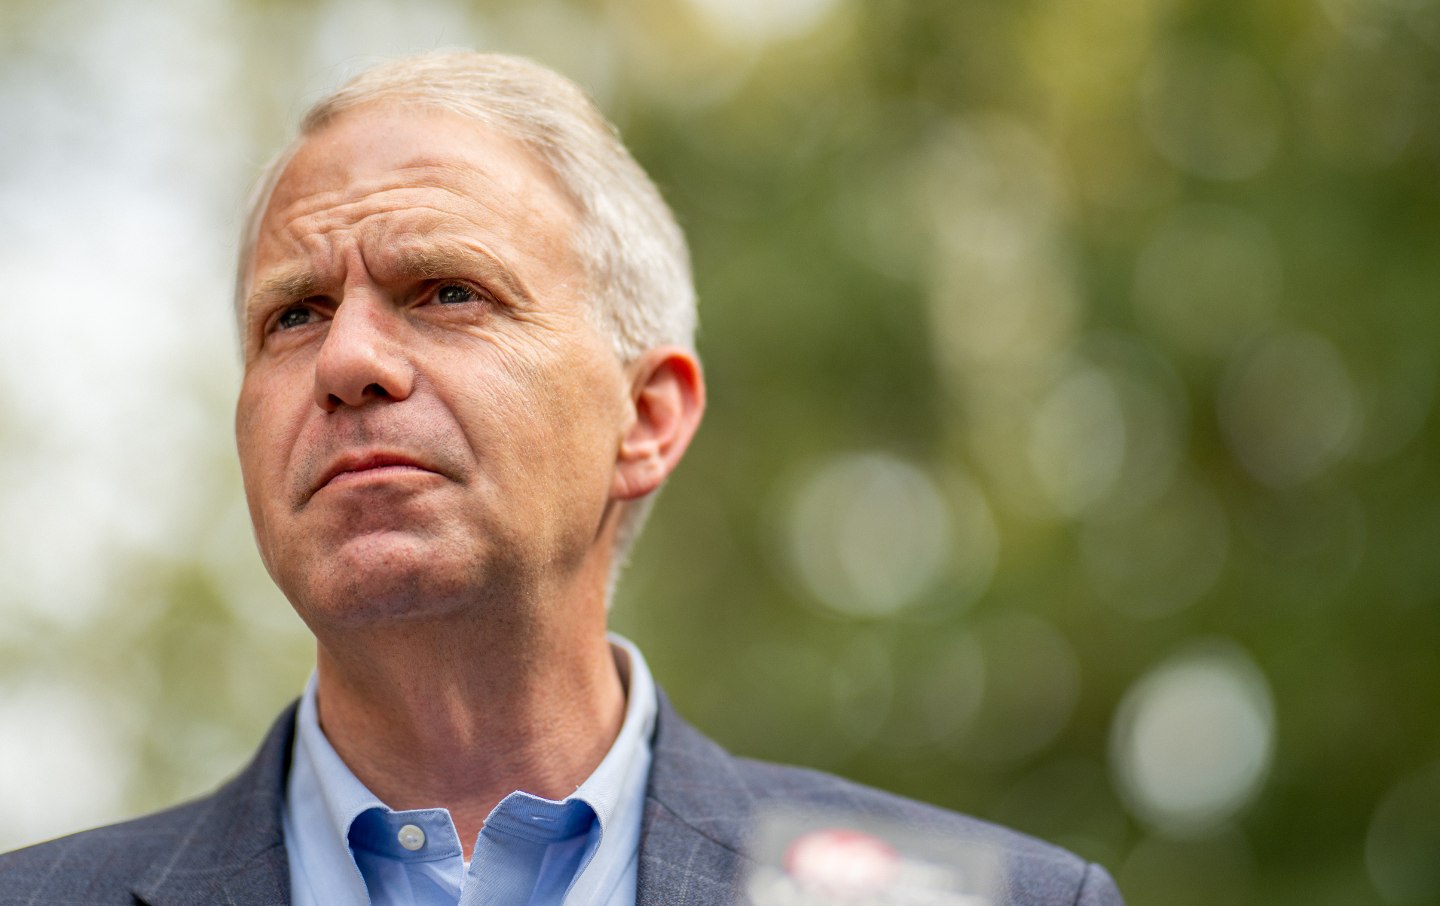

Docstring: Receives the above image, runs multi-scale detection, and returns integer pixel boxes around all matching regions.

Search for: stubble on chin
[281,527,540,636]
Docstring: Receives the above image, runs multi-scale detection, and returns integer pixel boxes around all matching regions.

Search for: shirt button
[397,824,426,851]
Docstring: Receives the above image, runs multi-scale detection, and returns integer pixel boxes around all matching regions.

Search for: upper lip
[313,451,436,494]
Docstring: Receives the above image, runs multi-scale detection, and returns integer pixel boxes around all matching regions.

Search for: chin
[282,534,528,632]
[294,578,486,635]
[281,547,447,628]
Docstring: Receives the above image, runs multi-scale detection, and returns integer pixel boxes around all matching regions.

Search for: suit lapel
[132,704,297,906]
[637,695,757,906]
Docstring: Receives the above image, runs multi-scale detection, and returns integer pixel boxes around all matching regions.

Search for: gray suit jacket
[0,697,1123,905]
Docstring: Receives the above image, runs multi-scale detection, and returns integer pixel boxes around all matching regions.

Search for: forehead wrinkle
[269,160,554,231]
[273,192,553,268]
[256,198,451,295]
[264,143,577,253]
[253,148,583,308]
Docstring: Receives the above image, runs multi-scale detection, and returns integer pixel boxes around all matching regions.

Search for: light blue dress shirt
[281,635,657,906]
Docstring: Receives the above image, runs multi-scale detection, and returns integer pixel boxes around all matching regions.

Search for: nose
[313,294,414,411]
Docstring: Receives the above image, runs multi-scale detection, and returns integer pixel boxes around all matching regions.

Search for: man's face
[236,103,630,628]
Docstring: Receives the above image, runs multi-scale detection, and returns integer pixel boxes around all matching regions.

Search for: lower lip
[322,464,436,490]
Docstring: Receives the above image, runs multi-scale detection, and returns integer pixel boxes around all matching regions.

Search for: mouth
[313,451,439,495]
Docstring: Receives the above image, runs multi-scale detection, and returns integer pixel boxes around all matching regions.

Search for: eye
[273,305,316,331]
[435,282,482,305]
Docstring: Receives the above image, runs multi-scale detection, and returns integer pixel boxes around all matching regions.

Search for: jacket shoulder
[645,696,1123,905]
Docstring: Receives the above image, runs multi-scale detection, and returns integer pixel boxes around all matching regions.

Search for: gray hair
[236,51,698,582]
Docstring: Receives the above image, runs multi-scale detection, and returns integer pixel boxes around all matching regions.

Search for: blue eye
[436,283,479,305]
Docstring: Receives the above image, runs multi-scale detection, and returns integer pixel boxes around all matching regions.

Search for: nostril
[365,383,390,399]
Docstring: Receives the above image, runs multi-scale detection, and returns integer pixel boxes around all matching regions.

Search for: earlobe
[612,347,705,501]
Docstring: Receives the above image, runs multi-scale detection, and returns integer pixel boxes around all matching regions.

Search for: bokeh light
[785,452,957,618]
[1318,0,1427,45]
[925,115,1078,377]
[1302,41,1421,170]
[680,0,841,43]
[1110,642,1275,836]
[1366,761,1440,904]
[1140,41,1284,181]
[1218,331,1360,488]
[1132,205,1283,358]
[1028,364,1128,517]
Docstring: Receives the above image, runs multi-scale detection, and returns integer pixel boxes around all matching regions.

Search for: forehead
[250,103,580,287]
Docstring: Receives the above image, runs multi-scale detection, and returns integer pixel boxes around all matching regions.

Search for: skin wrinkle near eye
[247,237,547,347]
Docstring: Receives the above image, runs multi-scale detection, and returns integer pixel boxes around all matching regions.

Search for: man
[0,52,1123,905]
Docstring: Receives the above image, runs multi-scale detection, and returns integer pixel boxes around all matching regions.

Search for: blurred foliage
[3,0,1440,903]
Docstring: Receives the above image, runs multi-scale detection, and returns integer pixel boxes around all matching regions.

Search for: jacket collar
[636,694,756,905]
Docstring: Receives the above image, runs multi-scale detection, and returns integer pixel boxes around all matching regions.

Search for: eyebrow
[244,242,535,320]
[384,243,534,306]
[241,269,323,338]
[247,269,321,312]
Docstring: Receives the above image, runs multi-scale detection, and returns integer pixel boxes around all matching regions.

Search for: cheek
[234,391,265,484]
[452,358,618,481]
[235,375,304,507]
[543,368,629,479]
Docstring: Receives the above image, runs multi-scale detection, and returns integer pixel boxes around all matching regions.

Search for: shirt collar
[293,668,385,851]
[564,634,656,901]
[283,633,657,902]
[574,634,656,834]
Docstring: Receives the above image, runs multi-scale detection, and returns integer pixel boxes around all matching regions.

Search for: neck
[310,576,625,859]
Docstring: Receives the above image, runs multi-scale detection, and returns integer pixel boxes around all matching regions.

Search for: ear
[612,346,705,501]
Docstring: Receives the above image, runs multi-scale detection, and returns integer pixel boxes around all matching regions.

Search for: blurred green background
[3,0,1440,903]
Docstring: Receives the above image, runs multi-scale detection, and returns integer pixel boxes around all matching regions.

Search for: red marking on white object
[784,828,900,897]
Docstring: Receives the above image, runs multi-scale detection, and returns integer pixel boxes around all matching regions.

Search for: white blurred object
[681,0,841,43]
[786,453,955,618]
[746,806,999,905]
[1110,641,1275,836]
